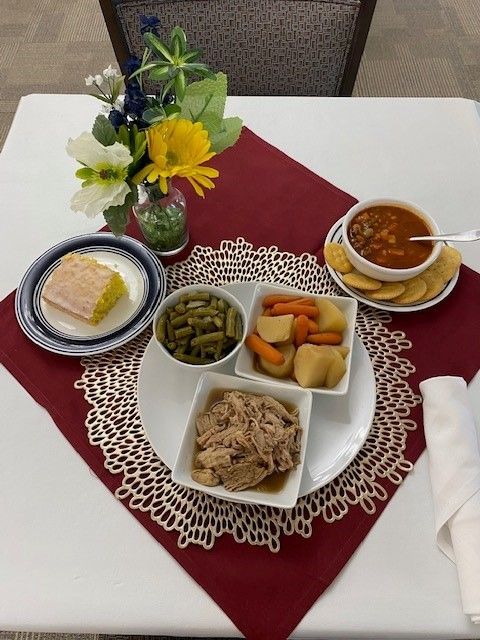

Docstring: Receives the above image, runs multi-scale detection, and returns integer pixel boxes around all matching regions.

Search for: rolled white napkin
[420,376,480,624]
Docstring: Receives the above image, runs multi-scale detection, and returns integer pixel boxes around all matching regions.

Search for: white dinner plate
[15,233,166,356]
[325,217,459,312]
[137,282,376,497]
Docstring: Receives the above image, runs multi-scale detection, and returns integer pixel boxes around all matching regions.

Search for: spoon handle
[410,229,480,242]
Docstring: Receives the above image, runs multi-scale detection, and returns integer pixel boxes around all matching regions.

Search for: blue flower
[124,83,146,118]
[108,109,126,130]
[123,56,141,77]
[140,15,160,36]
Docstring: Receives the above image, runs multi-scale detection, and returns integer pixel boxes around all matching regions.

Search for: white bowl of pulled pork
[172,372,312,508]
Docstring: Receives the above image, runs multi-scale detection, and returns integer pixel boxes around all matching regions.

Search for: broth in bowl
[347,205,433,269]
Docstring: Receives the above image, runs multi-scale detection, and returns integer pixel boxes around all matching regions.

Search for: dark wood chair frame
[99,0,377,96]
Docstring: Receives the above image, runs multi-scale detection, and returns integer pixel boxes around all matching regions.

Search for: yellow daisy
[133,118,219,197]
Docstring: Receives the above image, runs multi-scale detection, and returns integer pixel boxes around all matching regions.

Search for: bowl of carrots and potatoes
[234,283,357,396]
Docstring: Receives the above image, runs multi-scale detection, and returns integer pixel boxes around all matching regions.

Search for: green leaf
[129,62,158,80]
[144,32,174,62]
[174,69,186,101]
[171,26,187,54]
[182,50,201,63]
[116,124,130,148]
[164,103,181,116]
[149,65,172,81]
[178,72,228,136]
[103,188,136,236]
[92,114,116,146]
[131,140,147,167]
[142,106,167,124]
[209,117,243,154]
[161,77,175,102]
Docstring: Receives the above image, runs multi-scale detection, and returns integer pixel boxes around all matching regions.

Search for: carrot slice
[294,315,309,348]
[307,332,343,345]
[262,294,303,307]
[271,303,319,318]
[262,294,316,307]
[245,334,285,365]
[307,319,319,334]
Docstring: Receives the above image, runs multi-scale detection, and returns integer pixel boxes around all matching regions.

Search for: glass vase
[133,183,188,256]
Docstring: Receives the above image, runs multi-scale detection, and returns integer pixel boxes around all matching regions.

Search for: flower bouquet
[67,16,242,254]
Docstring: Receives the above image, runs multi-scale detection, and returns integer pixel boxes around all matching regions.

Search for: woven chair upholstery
[103,0,374,96]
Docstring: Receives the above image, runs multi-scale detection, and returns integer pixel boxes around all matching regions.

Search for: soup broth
[348,206,433,269]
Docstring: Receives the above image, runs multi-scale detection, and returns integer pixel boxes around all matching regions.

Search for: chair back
[100,0,376,96]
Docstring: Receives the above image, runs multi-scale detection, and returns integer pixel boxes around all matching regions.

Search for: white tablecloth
[1,95,480,638]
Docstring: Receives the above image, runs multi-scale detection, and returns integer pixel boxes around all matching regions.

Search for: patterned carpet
[0,0,479,638]
[1,0,480,151]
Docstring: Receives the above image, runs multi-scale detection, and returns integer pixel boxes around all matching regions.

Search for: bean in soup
[348,206,433,269]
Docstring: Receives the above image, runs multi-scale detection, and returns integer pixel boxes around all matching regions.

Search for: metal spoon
[409,229,480,242]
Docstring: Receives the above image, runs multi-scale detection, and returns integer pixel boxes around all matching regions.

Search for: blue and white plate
[325,217,459,312]
[15,233,166,356]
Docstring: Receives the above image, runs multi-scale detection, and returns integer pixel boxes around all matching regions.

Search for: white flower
[103,64,120,79]
[85,75,95,86]
[66,132,133,218]
[94,74,103,85]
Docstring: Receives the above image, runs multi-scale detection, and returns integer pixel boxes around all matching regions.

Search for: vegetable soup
[347,206,433,269]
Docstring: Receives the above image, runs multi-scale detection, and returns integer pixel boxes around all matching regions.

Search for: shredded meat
[192,391,302,491]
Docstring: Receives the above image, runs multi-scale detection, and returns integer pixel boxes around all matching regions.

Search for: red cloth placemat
[1,128,480,640]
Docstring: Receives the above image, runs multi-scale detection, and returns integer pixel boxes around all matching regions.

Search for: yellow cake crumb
[42,253,128,325]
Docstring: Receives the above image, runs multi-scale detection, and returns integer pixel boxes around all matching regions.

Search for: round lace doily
[75,238,421,552]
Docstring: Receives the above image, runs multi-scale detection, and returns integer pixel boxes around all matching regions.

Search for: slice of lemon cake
[42,253,128,325]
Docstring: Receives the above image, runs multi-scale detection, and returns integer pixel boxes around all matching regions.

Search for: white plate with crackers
[324,218,460,312]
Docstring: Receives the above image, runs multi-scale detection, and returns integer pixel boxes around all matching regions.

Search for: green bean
[174,302,186,314]
[174,344,187,356]
[226,307,237,338]
[217,298,227,313]
[169,311,179,320]
[179,292,210,303]
[214,339,224,360]
[188,316,213,328]
[174,353,214,365]
[190,307,218,317]
[191,331,225,347]
[166,341,177,351]
[212,315,224,329]
[174,326,194,340]
[210,296,218,310]
[186,300,208,309]
[203,346,217,354]
[170,310,192,328]
[156,313,167,342]
[191,345,200,357]
[235,315,243,342]
[166,320,175,342]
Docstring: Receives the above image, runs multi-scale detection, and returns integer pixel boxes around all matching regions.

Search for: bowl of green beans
[153,284,247,369]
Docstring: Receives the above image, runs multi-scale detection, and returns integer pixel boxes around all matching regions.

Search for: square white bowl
[171,371,312,509]
[235,283,358,396]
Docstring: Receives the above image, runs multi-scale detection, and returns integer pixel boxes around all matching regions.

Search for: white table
[1,95,480,639]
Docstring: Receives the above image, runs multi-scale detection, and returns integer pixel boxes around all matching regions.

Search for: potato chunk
[332,345,350,359]
[259,344,296,379]
[293,344,336,388]
[315,298,347,332]
[256,314,294,344]
[325,349,347,388]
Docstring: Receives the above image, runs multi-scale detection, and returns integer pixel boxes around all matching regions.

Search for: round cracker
[367,282,406,301]
[428,246,462,283]
[391,276,427,304]
[323,243,353,274]
[342,271,382,291]
[418,270,445,302]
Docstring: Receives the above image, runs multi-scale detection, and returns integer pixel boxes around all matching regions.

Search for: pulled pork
[192,391,302,491]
